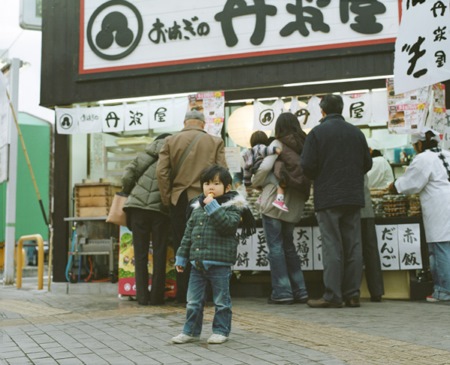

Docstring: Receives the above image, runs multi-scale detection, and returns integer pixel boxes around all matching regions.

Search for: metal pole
[3,58,20,285]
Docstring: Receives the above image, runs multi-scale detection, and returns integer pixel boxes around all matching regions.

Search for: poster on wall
[188,91,225,137]
[118,226,176,298]
[386,78,430,134]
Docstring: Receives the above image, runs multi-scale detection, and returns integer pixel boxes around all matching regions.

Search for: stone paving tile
[1,286,450,364]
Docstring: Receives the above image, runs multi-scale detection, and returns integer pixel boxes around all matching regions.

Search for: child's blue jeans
[182,264,232,337]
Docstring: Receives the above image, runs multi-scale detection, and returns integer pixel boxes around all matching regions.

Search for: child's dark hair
[250,130,269,147]
[200,165,232,188]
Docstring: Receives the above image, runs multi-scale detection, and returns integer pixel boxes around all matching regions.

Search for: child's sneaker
[272,200,289,212]
[207,334,228,344]
[426,295,440,303]
[171,333,199,344]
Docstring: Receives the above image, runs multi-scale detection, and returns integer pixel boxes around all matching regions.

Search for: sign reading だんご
[80,0,400,75]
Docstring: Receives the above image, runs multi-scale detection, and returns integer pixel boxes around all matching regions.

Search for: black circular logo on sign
[259,109,275,126]
[60,114,73,130]
[87,0,143,61]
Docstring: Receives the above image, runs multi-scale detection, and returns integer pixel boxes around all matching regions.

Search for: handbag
[106,192,128,226]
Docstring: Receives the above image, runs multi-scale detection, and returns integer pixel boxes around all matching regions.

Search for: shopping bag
[106,192,128,226]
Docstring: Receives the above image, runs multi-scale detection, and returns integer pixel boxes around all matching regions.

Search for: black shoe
[344,296,361,308]
[293,297,309,304]
[267,297,294,305]
[307,298,343,308]
[370,295,382,302]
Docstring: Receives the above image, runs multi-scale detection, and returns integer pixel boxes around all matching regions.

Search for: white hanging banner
[56,107,78,135]
[305,96,322,130]
[102,105,125,133]
[77,105,102,134]
[124,101,150,132]
[343,93,372,126]
[253,99,284,132]
[172,97,189,131]
[370,89,389,125]
[149,98,180,130]
[394,0,450,95]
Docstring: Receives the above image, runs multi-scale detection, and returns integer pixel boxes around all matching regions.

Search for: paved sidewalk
[1,282,449,365]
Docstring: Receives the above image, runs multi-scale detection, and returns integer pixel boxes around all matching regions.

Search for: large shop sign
[80,0,400,75]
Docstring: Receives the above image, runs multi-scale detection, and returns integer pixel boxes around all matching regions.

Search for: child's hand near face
[176,265,184,273]
[203,193,215,205]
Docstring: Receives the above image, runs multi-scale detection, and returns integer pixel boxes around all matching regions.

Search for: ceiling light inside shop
[283,75,393,88]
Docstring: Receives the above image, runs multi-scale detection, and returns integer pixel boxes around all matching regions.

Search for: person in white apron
[389,128,450,302]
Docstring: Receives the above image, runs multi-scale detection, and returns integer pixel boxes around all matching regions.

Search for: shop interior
[63,76,434,300]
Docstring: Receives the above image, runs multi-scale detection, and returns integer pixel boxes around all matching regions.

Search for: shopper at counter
[157,110,227,304]
[301,94,372,308]
[388,128,450,302]
[121,133,172,306]
[252,112,310,305]
[367,149,394,189]
[361,175,384,302]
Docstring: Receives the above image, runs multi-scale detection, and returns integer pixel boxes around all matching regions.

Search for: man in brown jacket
[157,110,227,304]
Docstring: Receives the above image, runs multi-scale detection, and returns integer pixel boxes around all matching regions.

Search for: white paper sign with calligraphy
[124,101,149,132]
[394,0,450,95]
[343,93,372,126]
[252,228,270,271]
[294,227,313,271]
[235,229,253,271]
[78,105,102,134]
[376,225,400,271]
[312,226,323,271]
[56,107,79,135]
[253,99,285,132]
[102,105,124,133]
[398,224,422,270]
[149,97,187,131]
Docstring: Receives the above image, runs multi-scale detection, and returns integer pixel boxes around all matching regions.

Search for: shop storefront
[40,1,446,298]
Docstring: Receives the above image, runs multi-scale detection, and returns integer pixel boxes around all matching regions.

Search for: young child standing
[241,130,288,212]
[171,165,255,345]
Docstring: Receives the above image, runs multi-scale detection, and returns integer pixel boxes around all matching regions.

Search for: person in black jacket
[301,94,372,308]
